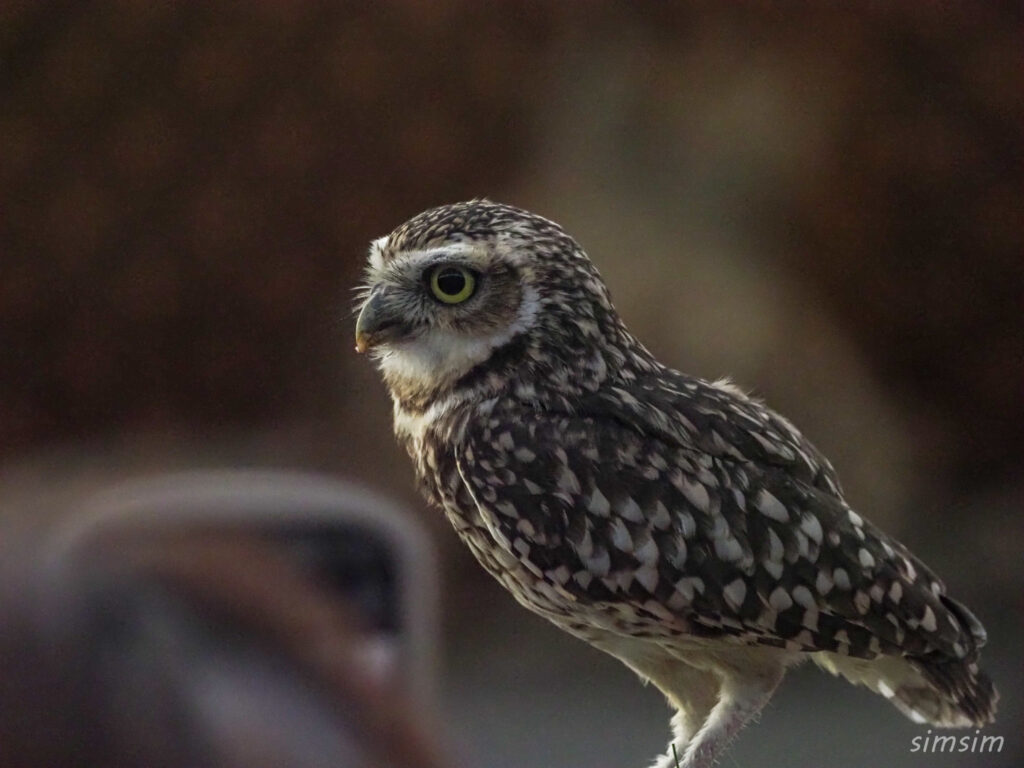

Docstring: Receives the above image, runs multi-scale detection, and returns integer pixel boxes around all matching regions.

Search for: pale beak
[354,290,408,353]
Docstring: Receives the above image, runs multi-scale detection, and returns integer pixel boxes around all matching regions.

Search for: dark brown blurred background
[1,3,1021,766]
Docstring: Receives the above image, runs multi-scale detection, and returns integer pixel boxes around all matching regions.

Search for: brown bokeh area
[1,1,556,453]
[1,1,1021,577]
[1,3,1019,491]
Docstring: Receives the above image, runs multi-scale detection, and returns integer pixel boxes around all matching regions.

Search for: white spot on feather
[514,447,536,462]
[723,579,747,611]
[633,536,659,565]
[854,590,870,614]
[769,587,792,611]
[674,474,711,513]
[651,500,671,529]
[634,565,659,593]
[674,577,704,602]
[903,559,917,580]
[584,547,610,578]
[715,536,745,562]
[619,496,643,522]
[547,565,571,585]
[676,509,696,538]
[574,527,594,560]
[792,585,815,609]
[888,581,903,603]
[858,548,875,569]
[587,487,610,517]
[609,518,633,553]
[833,568,851,590]
[557,465,581,495]
[803,606,819,632]
[921,605,938,633]
[755,489,789,522]
[800,513,823,544]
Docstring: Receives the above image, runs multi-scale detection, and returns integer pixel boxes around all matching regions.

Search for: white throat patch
[375,281,540,395]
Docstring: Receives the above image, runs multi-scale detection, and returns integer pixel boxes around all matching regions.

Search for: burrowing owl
[354,200,995,768]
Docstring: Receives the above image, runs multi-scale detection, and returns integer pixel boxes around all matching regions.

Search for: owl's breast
[406,421,591,627]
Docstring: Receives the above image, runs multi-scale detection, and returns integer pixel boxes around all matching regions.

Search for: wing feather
[456,401,979,667]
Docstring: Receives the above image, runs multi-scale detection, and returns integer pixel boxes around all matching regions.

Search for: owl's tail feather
[813,592,997,728]
[908,656,997,727]
[813,652,997,728]
[905,594,997,727]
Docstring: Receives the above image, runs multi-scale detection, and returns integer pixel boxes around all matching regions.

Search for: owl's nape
[355,200,996,768]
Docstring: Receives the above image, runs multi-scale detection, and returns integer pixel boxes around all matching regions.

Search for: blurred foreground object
[0,471,446,768]
[54,469,439,701]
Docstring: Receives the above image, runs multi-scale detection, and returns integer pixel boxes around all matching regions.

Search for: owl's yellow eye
[429,265,476,304]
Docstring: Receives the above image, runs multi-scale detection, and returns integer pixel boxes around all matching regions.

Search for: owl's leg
[649,707,713,768]
[592,638,721,768]
[633,662,718,768]
[677,666,784,768]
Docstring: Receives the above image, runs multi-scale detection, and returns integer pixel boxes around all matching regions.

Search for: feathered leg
[616,657,718,768]
[678,666,784,768]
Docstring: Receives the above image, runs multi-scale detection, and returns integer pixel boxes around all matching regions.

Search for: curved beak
[354,289,408,353]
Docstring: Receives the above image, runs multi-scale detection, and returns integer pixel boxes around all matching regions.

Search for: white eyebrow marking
[369,241,484,281]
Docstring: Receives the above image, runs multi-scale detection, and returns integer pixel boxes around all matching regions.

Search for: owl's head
[355,201,647,409]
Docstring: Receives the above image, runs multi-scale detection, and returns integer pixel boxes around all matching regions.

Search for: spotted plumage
[354,200,996,768]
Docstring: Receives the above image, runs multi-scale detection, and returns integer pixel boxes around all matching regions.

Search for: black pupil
[436,268,466,296]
